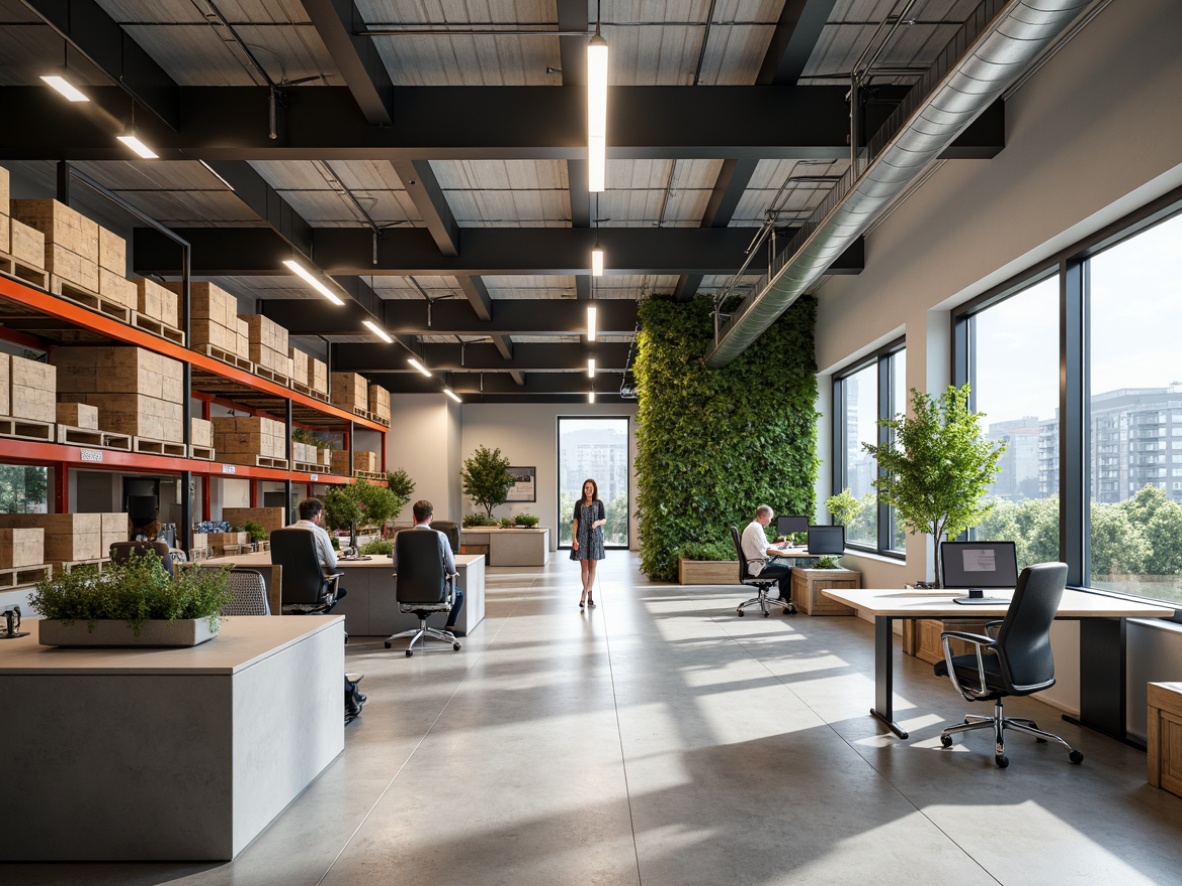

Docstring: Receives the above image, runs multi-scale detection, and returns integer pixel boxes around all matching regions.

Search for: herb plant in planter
[30,552,233,647]
[514,513,540,527]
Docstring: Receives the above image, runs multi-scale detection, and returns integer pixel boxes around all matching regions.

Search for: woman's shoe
[587,595,596,607]
[579,592,586,609]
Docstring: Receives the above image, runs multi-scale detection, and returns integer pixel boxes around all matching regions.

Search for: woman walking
[571,478,606,609]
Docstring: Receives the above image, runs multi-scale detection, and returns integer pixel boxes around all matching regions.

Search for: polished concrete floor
[12,552,1182,885]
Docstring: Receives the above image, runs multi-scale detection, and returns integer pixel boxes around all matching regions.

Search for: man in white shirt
[292,497,338,575]
[740,504,793,603]
[393,499,466,637]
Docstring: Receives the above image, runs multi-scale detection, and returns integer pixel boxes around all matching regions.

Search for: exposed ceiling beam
[21,0,180,130]
[299,0,393,126]
[259,298,640,337]
[0,85,1003,161]
[335,342,629,372]
[392,159,460,255]
[133,226,864,277]
[202,160,314,257]
[675,158,761,302]
[376,372,620,396]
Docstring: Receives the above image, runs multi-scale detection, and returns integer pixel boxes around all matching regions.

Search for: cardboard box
[132,277,179,326]
[211,415,285,457]
[98,268,138,309]
[0,213,8,254]
[0,514,101,562]
[205,531,249,555]
[98,226,127,274]
[311,358,328,394]
[368,384,390,418]
[74,393,184,442]
[10,355,56,423]
[56,402,100,430]
[44,243,99,292]
[289,348,309,386]
[222,507,286,534]
[330,449,352,475]
[0,352,9,416]
[10,198,99,260]
[191,417,212,448]
[0,527,44,569]
[164,281,238,326]
[331,372,368,412]
[190,317,240,353]
[100,512,129,553]
[54,346,184,403]
[10,218,44,267]
[240,314,288,355]
[353,450,379,472]
[0,165,8,208]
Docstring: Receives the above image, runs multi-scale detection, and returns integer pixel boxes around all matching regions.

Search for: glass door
[557,417,629,548]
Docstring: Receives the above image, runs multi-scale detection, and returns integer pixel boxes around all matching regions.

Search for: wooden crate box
[223,508,286,534]
[353,451,379,472]
[98,226,127,274]
[54,346,184,403]
[0,528,44,569]
[10,198,99,260]
[0,212,6,254]
[790,568,860,615]
[289,348,309,386]
[211,415,285,457]
[56,402,99,430]
[191,417,213,448]
[132,277,180,326]
[329,449,351,475]
[331,372,368,412]
[0,352,9,416]
[310,358,328,394]
[74,393,185,442]
[44,243,99,291]
[10,354,57,423]
[0,514,101,562]
[100,512,129,553]
[368,384,390,418]
[10,218,45,267]
[98,268,138,309]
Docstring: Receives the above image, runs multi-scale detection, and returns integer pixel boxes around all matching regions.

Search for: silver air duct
[704,0,1092,367]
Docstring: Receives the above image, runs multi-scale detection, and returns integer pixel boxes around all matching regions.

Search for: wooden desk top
[821,586,1176,619]
[204,552,484,570]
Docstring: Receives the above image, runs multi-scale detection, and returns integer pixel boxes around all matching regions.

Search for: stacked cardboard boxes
[191,417,213,449]
[368,384,391,421]
[6,354,57,422]
[132,277,180,328]
[240,314,292,377]
[311,358,328,395]
[96,226,137,311]
[0,514,102,562]
[56,402,99,430]
[100,513,129,554]
[211,415,286,464]
[2,170,50,270]
[10,198,101,294]
[164,281,248,359]
[292,441,318,465]
[204,531,249,556]
[53,346,185,442]
[223,507,286,534]
[331,372,368,414]
[0,528,43,569]
[330,449,379,475]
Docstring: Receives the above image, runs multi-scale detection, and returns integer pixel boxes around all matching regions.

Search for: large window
[0,464,48,514]
[1087,212,1182,602]
[833,343,905,555]
[557,417,629,548]
[956,276,1060,570]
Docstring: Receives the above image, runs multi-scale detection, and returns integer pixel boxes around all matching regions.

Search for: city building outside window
[557,417,630,548]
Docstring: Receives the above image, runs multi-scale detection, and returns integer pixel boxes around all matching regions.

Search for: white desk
[0,615,344,860]
[821,586,1175,740]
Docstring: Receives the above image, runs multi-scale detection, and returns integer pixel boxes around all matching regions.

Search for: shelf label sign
[221,464,237,474]
[310,474,319,481]
[80,449,103,462]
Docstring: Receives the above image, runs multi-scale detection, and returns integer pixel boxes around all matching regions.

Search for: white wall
[386,394,463,524]
[813,0,1182,718]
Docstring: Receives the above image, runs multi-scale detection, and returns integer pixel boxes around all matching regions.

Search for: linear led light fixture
[408,357,432,377]
[444,387,462,403]
[282,259,345,305]
[199,159,235,191]
[587,305,598,342]
[588,388,596,404]
[588,357,596,378]
[591,247,604,277]
[40,75,88,102]
[117,133,158,159]
[362,320,393,343]
[587,26,608,192]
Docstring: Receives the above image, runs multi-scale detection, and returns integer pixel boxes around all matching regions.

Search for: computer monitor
[776,515,809,537]
[807,525,845,555]
[940,540,1019,605]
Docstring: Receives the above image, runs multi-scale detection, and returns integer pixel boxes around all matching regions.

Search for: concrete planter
[678,559,739,585]
[37,617,220,648]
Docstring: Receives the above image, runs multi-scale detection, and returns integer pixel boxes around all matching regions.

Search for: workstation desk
[205,551,486,637]
[821,586,1176,742]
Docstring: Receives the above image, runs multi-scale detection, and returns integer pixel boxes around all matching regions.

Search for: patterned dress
[571,500,606,561]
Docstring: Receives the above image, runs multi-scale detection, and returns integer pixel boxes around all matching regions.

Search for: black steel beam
[0,85,1003,161]
[336,341,629,372]
[392,159,460,255]
[260,298,640,337]
[375,371,621,395]
[299,0,393,126]
[203,160,315,257]
[134,226,865,277]
[758,0,836,85]
[22,0,180,129]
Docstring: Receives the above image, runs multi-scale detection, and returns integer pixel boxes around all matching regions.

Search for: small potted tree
[461,445,514,523]
[324,480,399,556]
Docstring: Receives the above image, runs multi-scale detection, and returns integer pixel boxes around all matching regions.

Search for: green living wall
[635,293,819,581]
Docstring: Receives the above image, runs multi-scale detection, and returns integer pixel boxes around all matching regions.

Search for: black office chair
[269,527,344,615]
[385,529,461,657]
[934,561,1083,768]
[109,540,175,577]
[729,526,795,617]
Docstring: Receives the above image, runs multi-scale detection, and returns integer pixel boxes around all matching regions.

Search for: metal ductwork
[704,0,1092,367]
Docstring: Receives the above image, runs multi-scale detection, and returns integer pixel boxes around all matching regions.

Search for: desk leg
[1070,616,1132,744]
[871,615,909,739]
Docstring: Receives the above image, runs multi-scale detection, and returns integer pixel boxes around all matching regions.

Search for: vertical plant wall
[635,293,819,581]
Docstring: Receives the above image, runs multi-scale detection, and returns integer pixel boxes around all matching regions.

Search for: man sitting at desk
[394,500,465,637]
[292,497,338,575]
[741,505,793,604]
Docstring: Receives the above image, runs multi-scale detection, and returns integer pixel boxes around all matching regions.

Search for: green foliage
[360,538,393,556]
[461,445,515,518]
[323,480,400,539]
[29,552,232,637]
[1090,503,1147,575]
[0,465,48,513]
[634,293,820,581]
[242,521,267,543]
[864,385,1005,580]
[514,513,540,527]
[826,488,863,527]
[291,428,332,449]
[678,540,734,561]
[499,517,514,528]
[463,513,497,527]
[813,556,841,570]
[385,467,416,522]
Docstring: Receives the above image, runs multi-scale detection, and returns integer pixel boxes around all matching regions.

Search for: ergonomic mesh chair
[729,526,795,617]
[220,568,271,616]
[385,529,462,657]
[269,527,343,615]
[935,561,1084,768]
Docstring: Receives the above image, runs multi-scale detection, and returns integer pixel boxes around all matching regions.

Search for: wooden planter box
[790,567,860,615]
[678,559,739,585]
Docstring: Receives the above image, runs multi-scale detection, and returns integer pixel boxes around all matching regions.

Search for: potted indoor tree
[461,445,515,523]
[862,384,1005,585]
[324,480,400,554]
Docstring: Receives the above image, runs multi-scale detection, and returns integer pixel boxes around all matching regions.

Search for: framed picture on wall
[506,466,537,502]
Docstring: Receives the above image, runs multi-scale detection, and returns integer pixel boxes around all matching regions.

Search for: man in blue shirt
[394,499,465,637]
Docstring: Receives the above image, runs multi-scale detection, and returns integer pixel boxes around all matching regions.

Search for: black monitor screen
[941,541,1019,589]
[807,525,845,555]
[777,515,809,536]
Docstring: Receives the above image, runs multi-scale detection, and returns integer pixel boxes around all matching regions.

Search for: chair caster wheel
[763,610,770,618]
[1069,750,1084,764]
[940,735,953,748]
[405,650,414,657]
[995,754,1009,768]
[453,642,461,651]
[1036,737,1047,743]
[737,609,744,617]
[384,641,392,649]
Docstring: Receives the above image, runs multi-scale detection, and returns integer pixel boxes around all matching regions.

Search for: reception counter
[461,527,550,566]
[206,551,486,637]
[0,615,344,861]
